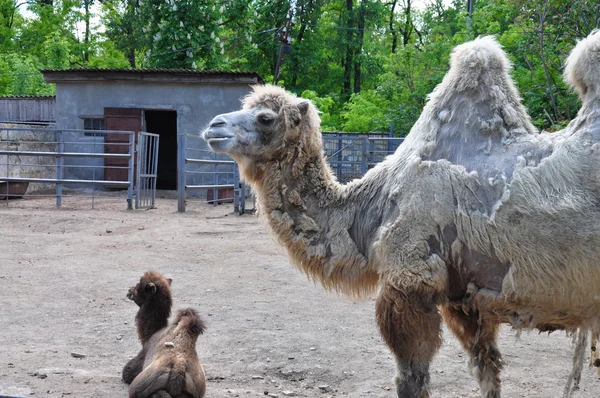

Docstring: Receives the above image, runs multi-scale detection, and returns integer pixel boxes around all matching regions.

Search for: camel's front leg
[376,282,443,398]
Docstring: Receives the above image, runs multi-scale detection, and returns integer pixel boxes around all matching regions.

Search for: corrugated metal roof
[40,67,257,75]
[0,95,56,99]
[41,68,264,84]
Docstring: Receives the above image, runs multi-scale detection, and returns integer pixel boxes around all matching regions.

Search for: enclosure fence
[0,126,157,209]
[177,132,403,213]
[177,134,248,214]
[322,132,404,183]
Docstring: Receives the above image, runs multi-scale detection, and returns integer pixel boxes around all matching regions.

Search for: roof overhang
[41,68,264,85]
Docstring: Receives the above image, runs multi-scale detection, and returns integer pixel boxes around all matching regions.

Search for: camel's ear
[298,101,310,117]
[145,282,156,294]
[166,278,172,286]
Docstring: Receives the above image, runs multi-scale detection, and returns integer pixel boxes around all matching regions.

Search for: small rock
[318,385,331,392]
[71,352,86,359]
[252,375,264,380]
[106,229,112,233]
[281,392,295,396]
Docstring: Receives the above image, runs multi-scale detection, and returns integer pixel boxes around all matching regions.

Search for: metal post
[336,134,343,181]
[361,136,368,175]
[135,133,142,209]
[388,122,394,154]
[5,129,9,202]
[233,162,240,214]
[56,130,63,207]
[152,135,159,208]
[240,183,246,215]
[212,160,217,207]
[127,132,135,209]
[177,134,186,212]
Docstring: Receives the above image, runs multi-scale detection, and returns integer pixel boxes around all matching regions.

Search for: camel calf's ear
[298,101,310,117]
[145,282,156,294]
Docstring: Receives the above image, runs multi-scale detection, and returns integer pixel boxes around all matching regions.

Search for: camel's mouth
[202,128,236,153]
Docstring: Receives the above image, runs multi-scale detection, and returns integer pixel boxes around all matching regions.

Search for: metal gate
[135,132,159,209]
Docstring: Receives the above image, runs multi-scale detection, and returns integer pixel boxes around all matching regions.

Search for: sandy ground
[1,196,599,398]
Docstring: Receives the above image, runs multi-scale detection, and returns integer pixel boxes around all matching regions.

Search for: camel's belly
[467,283,600,330]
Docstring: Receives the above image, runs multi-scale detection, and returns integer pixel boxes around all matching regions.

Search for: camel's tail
[564,30,600,104]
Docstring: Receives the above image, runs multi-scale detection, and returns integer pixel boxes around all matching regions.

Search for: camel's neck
[136,296,171,343]
[248,147,383,296]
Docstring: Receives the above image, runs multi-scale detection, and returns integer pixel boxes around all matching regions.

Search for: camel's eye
[257,114,274,126]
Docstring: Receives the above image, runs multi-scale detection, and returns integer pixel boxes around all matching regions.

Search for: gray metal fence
[136,132,159,209]
[322,133,404,183]
[0,126,136,208]
[176,132,403,213]
[177,134,247,213]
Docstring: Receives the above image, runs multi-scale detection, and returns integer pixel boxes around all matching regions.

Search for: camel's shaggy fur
[202,32,600,398]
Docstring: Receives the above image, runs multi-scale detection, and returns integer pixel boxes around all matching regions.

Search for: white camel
[202,32,600,397]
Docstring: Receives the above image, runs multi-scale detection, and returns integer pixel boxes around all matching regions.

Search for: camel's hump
[447,36,512,90]
[564,30,600,103]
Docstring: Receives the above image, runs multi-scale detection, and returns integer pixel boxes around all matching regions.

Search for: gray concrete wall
[54,81,251,187]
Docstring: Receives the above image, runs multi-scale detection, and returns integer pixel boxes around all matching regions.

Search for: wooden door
[104,108,142,187]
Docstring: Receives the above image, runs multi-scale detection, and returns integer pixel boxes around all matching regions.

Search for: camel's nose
[209,117,227,128]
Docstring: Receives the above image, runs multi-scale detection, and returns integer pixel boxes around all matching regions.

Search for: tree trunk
[291,23,307,87]
[389,0,398,53]
[538,2,561,122]
[342,0,354,97]
[353,1,366,94]
[128,47,136,68]
[84,0,91,62]
[402,0,412,46]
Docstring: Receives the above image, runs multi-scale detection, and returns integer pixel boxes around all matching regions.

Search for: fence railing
[0,126,136,208]
[322,133,404,183]
[177,134,247,213]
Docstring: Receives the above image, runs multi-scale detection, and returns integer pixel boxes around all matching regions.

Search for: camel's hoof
[396,376,429,398]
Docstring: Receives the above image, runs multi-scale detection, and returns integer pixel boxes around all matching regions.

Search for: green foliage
[44,33,71,69]
[300,89,338,131]
[0,0,596,132]
[0,53,53,95]
[342,90,388,132]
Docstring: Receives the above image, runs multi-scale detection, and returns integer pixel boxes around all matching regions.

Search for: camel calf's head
[127,271,172,307]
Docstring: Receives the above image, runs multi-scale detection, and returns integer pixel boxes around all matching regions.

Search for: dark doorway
[144,110,177,190]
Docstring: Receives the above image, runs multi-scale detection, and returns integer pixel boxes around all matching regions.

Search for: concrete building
[41,68,262,190]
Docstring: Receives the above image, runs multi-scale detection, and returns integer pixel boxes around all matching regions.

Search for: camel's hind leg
[591,329,600,376]
[441,305,502,398]
[376,283,443,398]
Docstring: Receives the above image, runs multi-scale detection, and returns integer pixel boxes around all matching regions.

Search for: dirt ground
[1,196,599,398]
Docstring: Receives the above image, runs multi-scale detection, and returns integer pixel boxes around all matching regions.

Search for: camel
[202,32,600,398]
[123,272,206,398]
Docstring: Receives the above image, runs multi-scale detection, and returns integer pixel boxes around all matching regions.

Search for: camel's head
[202,85,321,180]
